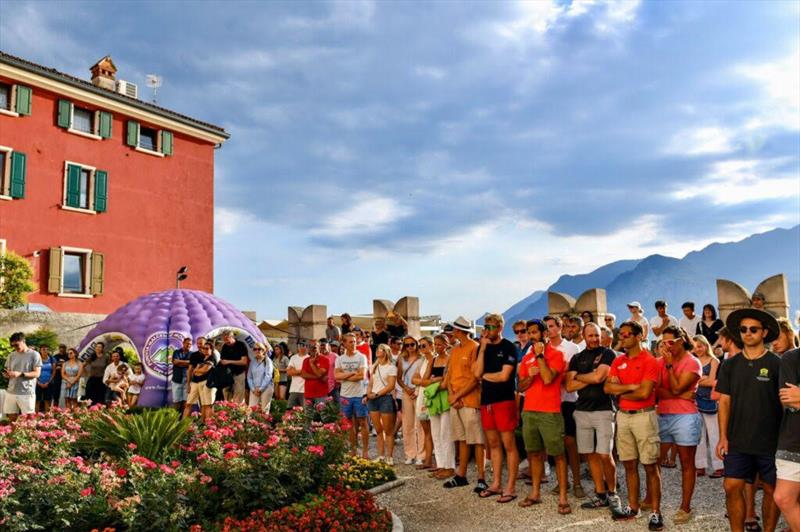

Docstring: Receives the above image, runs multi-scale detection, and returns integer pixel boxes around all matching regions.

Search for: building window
[139,126,158,151]
[48,247,104,298]
[63,162,108,213]
[0,83,31,116]
[72,107,95,134]
[0,83,9,110]
[0,145,26,199]
[62,252,87,294]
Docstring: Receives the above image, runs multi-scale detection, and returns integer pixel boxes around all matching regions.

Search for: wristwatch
[665,364,673,369]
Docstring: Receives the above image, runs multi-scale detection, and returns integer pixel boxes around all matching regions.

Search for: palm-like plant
[78,408,191,461]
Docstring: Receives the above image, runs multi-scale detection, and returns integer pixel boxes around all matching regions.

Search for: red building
[0,52,229,313]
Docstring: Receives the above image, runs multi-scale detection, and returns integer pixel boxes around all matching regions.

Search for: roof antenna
[145,74,162,104]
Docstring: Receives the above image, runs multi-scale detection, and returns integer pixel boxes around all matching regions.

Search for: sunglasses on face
[513,329,526,335]
[403,342,417,348]
[739,326,763,334]
[484,325,499,331]
[254,348,264,352]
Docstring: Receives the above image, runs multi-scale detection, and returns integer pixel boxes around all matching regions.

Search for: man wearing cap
[751,292,777,317]
[442,316,487,493]
[716,308,783,532]
[657,325,703,525]
[605,320,663,530]
[649,301,679,351]
[775,345,800,530]
[627,302,650,343]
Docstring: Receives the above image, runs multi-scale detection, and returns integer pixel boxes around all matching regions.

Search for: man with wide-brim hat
[716,307,783,532]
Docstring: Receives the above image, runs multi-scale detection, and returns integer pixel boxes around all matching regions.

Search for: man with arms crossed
[565,323,621,512]
[604,320,664,531]
[716,308,783,532]
[335,333,369,459]
[774,345,800,530]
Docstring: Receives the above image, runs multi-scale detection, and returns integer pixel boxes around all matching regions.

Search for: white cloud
[311,193,412,238]
[312,142,355,163]
[215,207,258,235]
[665,126,736,156]
[414,65,447,80]
[673,158,799,205]
[735,47,800,131]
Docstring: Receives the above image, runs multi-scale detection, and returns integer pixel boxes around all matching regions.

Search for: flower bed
[0,401,389,531]
[334,456,397,490]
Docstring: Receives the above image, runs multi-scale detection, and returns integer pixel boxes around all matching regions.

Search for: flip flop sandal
[443,476,469,489]
[558,503,572,515]
[497,494,518,504]
[479,489,502,498]
[660,461,677,469]
[745,520,762,532]
[518,497,542,508]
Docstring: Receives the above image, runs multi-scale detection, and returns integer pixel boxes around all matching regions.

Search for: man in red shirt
[604,320,664,531]
[301,342,331,412]
[518,318,570,514]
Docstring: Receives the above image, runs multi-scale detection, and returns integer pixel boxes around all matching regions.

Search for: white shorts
[3,392,36,415]
[776,458,800,482]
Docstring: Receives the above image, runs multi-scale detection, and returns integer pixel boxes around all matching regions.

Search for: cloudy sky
[2,0,798,320]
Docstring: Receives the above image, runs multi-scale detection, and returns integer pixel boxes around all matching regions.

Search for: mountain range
[496,225,800,336]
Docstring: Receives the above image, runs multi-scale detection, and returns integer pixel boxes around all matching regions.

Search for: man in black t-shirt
[716,308,783,532]
[775,347,800,530]
[474,313,519,503]
[386,311,408,338]
[565,323,621,512]
[183,342,217,421]
[371,318,390,358]
[219,330,248,404]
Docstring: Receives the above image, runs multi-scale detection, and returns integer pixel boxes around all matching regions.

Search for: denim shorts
[172,382,187,403]
[368,394,396,414]
[658,413,702,446]
[339,396,368,418]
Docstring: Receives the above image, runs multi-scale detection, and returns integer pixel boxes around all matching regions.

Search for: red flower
[115,467,128,477]
[80,486,95,497]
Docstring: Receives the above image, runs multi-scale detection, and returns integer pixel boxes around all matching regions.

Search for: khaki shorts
[522,411,565,456]
[616,409,660,464]
[187,382,216,406]
[450,406,484,445]
[3,392,35,415]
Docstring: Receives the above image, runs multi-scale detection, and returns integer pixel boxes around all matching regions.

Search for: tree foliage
[0,251,35,309]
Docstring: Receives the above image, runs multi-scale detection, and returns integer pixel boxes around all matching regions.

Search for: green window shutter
[94,170,108,213]
[161,130,173,156]
[126,120,139,146]
[57,99,73,128]
[15,85,32,116]
[99,111,113,139]
[9,151,26,198]
[48,248,63,293]
[90,252,105,296]
[66,164,81,207]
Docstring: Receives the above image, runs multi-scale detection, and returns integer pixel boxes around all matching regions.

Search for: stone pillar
[548,292,576,316]
[287,304,327,352]
[373,296,421,338]
[717,274,790,321]
[548,289,608,324]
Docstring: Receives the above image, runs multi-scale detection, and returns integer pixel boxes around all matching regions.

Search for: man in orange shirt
[604,320,664,531]
[518,317,570,514]
[442,316,487,493]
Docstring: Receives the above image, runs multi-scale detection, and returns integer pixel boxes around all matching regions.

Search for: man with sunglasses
[716,308,783,532]
[604,320,663,530]
[474,313,519,503]
[656,326,703,525]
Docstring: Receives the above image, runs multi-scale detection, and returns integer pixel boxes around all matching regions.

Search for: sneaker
[404,458,414,465]
[414,459,424,466]
[648,512,665,531]
[611,506,641,521]
[580,495,609,509]
[473,479,489,494]
[386,457,394,466]
[573,483,586,498]
[673,509,693,524]
[607,492,623,514]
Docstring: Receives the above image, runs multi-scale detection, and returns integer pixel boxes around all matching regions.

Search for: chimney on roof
[90,55,117,91]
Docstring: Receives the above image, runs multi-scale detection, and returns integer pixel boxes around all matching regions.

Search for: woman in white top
[627,301,650,345]
[411,336,436,470]
[367,343,398,464]
[127,363,146,407]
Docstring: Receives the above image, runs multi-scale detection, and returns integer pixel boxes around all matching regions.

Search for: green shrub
[0,338,11,389]
[25,327,59,351]
[77,408,191,462]
[0,251,35,309]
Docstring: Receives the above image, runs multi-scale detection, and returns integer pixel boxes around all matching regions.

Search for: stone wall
[0,309,106,347]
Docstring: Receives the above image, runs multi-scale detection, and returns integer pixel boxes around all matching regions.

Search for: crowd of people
[2,299,799,531]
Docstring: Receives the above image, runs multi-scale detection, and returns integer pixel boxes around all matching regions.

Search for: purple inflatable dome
[78,289,265,407]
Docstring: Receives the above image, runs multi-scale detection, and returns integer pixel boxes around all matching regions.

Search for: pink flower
[170,460,180,468]
[307,445,325,457]
[199,475,212,484]
[197,453,210,462]
[80,486,94,497]
[159,464,175,475]
[223,450,239,460]
[127,443,137,450]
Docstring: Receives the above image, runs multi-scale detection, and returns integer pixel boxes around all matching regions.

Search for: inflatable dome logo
[78,290,266,407]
